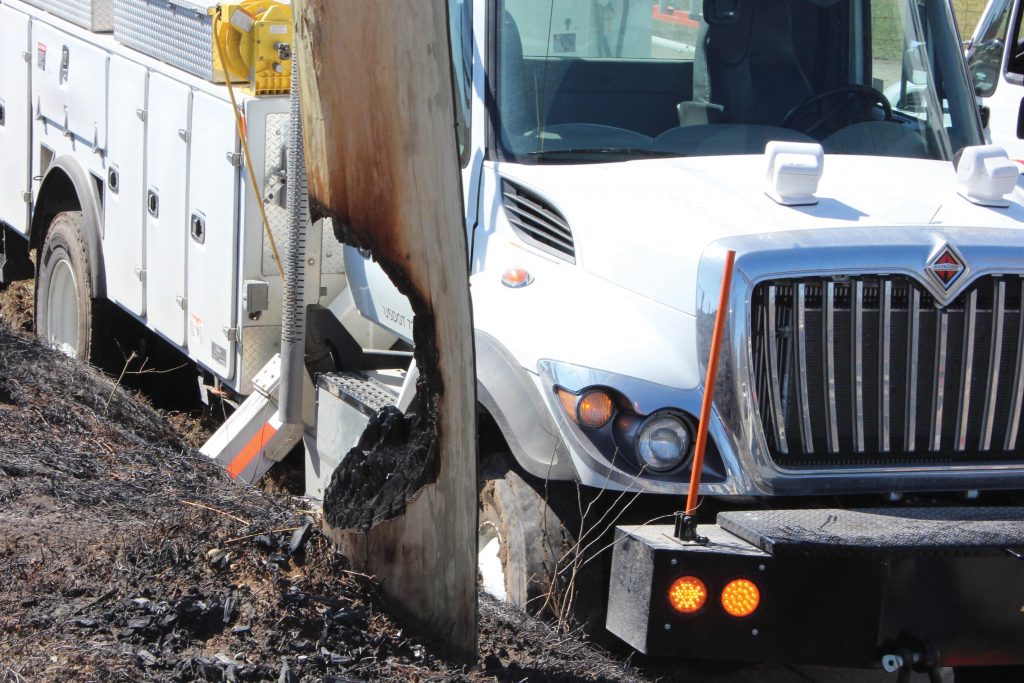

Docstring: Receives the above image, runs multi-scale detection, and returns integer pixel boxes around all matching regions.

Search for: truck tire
[35,211,102,362]
[478,456,604,628]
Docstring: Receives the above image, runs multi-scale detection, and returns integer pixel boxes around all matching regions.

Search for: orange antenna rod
[685,249,736,518]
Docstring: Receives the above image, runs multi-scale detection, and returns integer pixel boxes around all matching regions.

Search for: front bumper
[606,506,1024,668]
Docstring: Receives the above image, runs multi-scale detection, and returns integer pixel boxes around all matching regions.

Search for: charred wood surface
[294,0,477,660]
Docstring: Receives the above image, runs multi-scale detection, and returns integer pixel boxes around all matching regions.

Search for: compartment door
[103,59,148,316]
[0,7,31,234]
[186,92,239,380]
[31,22,108,151]
[145,73,191,346]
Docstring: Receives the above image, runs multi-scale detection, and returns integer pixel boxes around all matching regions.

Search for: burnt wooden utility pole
[293,0,477,661]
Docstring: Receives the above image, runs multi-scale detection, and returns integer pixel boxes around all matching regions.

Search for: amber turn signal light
[556,388,578,422]
[555,387,615,428]
[577,390,614,428]
[721,578,760,617]
[668,576,708,614]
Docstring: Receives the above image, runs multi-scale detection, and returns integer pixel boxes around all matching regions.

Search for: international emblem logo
[925,246,965,290]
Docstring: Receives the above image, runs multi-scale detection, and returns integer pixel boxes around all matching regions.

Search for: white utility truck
[3,0,1024,677]
[965,0,1024,162]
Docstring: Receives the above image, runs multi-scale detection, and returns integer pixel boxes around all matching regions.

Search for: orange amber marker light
[721,579,760,617]
[501,267,533,288]
[668,576,708,614]
[556,388,578,422]
[577,390,614,428]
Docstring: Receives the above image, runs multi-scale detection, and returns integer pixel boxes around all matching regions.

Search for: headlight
[635,412,691,472]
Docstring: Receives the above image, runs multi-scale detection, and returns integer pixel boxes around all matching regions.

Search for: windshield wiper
[526,147,677,161]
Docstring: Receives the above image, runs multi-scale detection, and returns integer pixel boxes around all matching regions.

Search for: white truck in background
[4,0,1024,676]
[966,0,1024,161]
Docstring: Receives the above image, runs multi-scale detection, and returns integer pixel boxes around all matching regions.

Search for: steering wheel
[781,84,893,139]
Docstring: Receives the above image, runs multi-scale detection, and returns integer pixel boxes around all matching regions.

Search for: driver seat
[684,0,813,127]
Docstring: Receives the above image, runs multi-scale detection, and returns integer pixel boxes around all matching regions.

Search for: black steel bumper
[606,507,1024,668]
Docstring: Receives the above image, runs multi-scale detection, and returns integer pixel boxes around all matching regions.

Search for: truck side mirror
[703,0,739,24]
[1017,97,1024,139]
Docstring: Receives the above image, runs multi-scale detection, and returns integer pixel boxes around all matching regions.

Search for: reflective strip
[227,421,279,478]
[980,280,1005,451]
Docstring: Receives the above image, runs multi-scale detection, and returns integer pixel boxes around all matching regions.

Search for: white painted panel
[187,92,238,380]
[0,7,32,235]
[145,73,190,346]
[31,21,108,151]
[343,245,415,344]
[103,57,147,315]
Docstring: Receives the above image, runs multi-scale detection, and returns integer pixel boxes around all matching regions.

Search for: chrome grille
[751,275,1024,467]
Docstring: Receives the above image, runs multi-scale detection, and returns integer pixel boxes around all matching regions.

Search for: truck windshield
[494,0,983,162]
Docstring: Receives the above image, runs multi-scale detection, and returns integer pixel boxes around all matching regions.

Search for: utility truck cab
[374,0,1014,495]
[352,0,1024,672]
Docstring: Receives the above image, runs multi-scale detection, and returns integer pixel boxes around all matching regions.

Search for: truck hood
[497,154,1024,315]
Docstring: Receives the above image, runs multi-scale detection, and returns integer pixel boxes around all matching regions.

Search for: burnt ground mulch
[0,321,643,683]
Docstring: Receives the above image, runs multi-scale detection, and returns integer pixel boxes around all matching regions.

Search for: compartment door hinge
[222,326,238,342]
[225,152,243,167]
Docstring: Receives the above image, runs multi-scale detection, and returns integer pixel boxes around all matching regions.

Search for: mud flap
[1,226,33,285]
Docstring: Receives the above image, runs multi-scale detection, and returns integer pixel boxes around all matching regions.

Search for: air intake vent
[501,180,575,263]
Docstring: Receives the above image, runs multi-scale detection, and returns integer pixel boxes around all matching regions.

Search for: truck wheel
[35,211,101,361]
[478,456,604,628]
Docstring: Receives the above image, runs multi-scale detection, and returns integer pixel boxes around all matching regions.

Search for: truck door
[145,73,191,347]
[104,58,148,316]
[186,92,239,380]
[968,0,1024,161]
[0,5,31,236]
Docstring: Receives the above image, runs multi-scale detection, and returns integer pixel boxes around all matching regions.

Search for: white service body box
[32,21,109,151]
[144,72,191,346]
[0,5,32,235]
[103,57,148,316]
[186,91,240,379]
